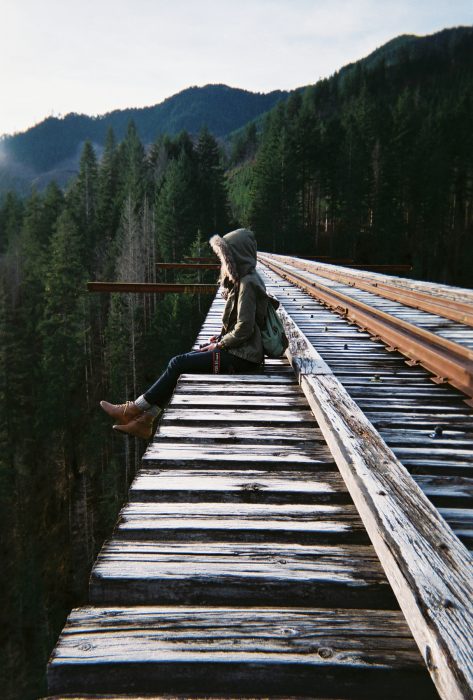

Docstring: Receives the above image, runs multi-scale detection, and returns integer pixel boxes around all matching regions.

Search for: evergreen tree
[249,105,287,250]
[230,122,258,166]
[155,151,199,261]
[40,208,88,446]
[66,140,99,268]
[39,182,64,247]
[0,191,24,252]
[117,120,149,207]
[96,128,121,275]
[196,127,230,235]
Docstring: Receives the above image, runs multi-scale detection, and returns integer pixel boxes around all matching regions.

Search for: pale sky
[1,0,472,137]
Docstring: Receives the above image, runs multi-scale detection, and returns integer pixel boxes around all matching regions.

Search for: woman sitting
[100,228,268,439]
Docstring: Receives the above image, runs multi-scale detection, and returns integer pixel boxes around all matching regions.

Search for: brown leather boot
[113,412,156,440]
[100,400,142,425]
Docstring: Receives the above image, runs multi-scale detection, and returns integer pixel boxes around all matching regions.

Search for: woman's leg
[142,350,215,406]
[102,349,260,439]
[142,349,259,407]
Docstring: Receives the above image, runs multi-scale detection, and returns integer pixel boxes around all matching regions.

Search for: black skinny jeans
[143,349,260,407]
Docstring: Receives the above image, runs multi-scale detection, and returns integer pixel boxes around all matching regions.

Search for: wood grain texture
[259,264,473,699]
[114,501,368,544]
[89,540,395,608]
[171,392,307,406]
[300,373,473,700]
[155,422,326,443]
[142,442,333,469]
[160,408,317,424]
[129,469,351,504]
[48,606,436,697]
[46,281,455,699]
[179,373,296,384]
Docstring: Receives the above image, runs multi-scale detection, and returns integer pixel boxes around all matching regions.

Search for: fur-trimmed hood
[209,228,257,292]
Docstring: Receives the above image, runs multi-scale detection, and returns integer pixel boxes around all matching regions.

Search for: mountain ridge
[1,26,472,196]
[0,84,290,194]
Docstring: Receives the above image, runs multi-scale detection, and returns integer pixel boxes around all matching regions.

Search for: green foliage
[227,26,473,284]
[66,140,99,273]
[0,127,216,699]
[225,163,255,227]
[40,209,88,424]
[1,26,472,700]
[196,128,230,235]
[156,151,199,261]
[229,121,259,166]
[1,85,289,192]
[155,129,230,260]
[0,191,24,251]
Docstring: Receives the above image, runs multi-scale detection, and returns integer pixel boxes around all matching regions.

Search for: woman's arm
[219,279,257,349]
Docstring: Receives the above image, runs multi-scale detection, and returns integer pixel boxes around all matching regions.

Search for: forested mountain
[227,26,473,286]
[0,24,472,700]
[0,84,288,195]
[0,123,227,699]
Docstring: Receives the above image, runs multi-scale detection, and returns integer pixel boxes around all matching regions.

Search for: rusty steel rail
[259,254,473,404]
[264,254,473,327]
[156,263,220,270]
[87,282,217,294]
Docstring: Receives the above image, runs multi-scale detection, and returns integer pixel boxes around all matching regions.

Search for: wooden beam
[260,255,473,400]
[344,264,413,273]
[274,301,473,700]
[87,282,217,294]
[183,256,218,263]
[48,606,432,697]
[156,263,220,270]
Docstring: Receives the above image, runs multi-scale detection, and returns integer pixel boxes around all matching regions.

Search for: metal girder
[156,263,220,270]
[260,256,473,403]
[263,254,473,327]
[87,282,217,294]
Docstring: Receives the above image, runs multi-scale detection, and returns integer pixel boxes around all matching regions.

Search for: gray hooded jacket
[209,228,267,364]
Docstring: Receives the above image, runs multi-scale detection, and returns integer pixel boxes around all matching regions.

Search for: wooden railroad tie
[48,258,473,700]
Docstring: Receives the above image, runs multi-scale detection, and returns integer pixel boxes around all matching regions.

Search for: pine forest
[0,25,472,700]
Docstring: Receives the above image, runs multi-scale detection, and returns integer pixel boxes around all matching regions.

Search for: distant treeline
[1,24,473,700]
[227,27,473,287]
[0,124,226,699]
[0,84,288,177]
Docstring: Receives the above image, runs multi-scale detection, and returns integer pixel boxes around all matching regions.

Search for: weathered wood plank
[171,393,307,407]
[47,606,436,697]
[143,443,334,469]
[379,432,473,450]
[260,268,473,699]
[155,423,326,443]
[413,475,473,508]
[354,400,469,411]
[129,469,351,504]
[179,373,296,384]
[438,508,473,548]
[366,412,473,427]
[160,408,317,424]
[89,541,396,608]
[299,373,473,700]
[115,502,368,544]
[276,304,333,376]
[174,382,302,395]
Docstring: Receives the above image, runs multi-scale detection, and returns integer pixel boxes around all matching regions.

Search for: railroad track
[262,254,473,326]
[259,253,473,403]
[47,258,473,700]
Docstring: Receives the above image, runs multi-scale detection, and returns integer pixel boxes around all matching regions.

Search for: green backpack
[261,297,289,358]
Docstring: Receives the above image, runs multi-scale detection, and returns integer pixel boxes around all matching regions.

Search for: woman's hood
[209,228,257,284]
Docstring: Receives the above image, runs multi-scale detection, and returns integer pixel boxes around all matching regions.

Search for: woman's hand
[199,342,218,352]
[208,335,219,343]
